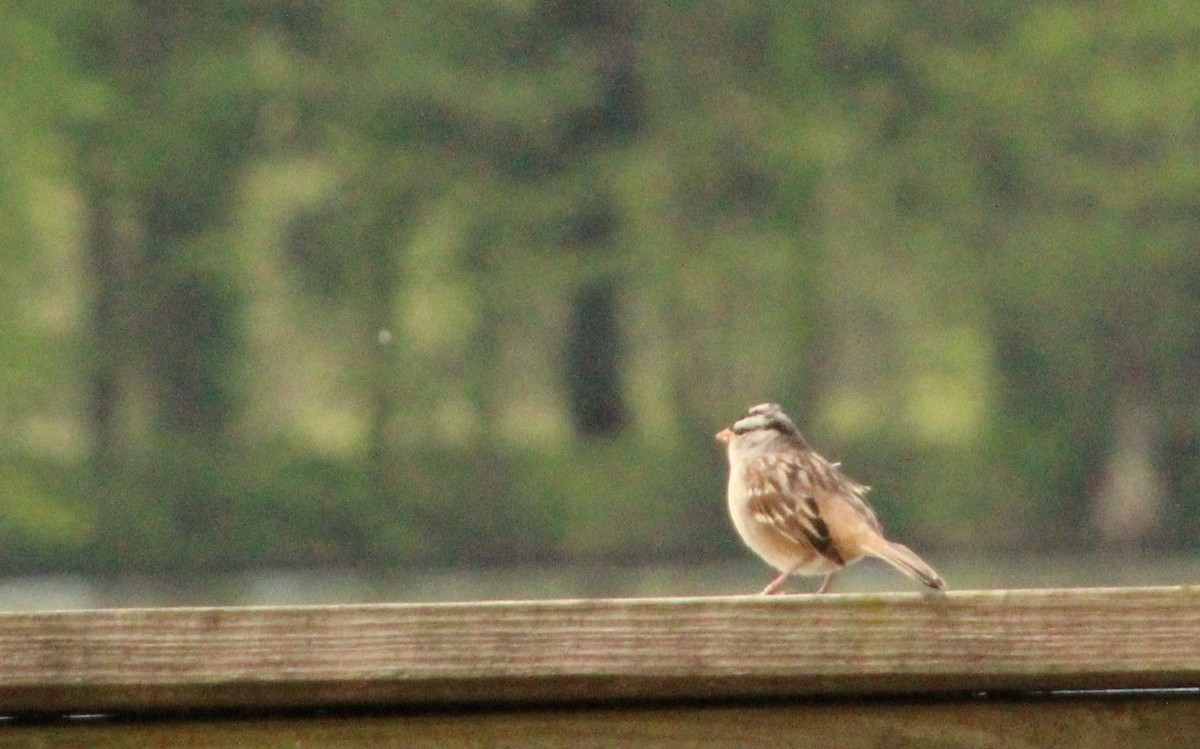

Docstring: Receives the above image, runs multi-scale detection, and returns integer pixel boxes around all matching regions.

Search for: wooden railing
[0,586,1197,746]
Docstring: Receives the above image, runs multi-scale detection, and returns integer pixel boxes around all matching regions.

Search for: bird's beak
[715,428,733,444]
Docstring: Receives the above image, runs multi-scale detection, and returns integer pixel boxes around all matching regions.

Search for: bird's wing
[822,460,884,535]
[744,454,842,561]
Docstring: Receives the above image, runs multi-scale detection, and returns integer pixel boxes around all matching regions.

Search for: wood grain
[0,586,1197,714]
[4,695,1199,749]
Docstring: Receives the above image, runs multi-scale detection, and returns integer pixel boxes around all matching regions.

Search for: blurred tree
[553,0,638,439]
[69,1,295,571]
[0,4,96,568]
[922,3,1200,548]
[5,0,1200,579]
[567,274,627,438]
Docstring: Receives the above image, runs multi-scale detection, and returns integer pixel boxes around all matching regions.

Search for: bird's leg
[815,571,839,594]
[760,570,792,595]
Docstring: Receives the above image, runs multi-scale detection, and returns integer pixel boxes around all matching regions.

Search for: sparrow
[716,402,945,594]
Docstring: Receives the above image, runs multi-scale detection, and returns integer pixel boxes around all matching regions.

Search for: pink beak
[715,428,733,444]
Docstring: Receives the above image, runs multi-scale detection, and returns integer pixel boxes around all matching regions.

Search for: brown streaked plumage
[717,403,945,594]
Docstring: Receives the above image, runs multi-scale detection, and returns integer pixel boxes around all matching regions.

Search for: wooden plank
[3,694,1199,748]
[0,586,1197,713]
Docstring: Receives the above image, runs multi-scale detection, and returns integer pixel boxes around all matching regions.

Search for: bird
[716,402,945,595]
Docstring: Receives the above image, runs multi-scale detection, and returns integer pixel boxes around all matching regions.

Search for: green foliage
[2,1,1200,576]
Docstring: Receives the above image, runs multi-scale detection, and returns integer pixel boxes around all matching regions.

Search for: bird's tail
[864,538,945,590]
